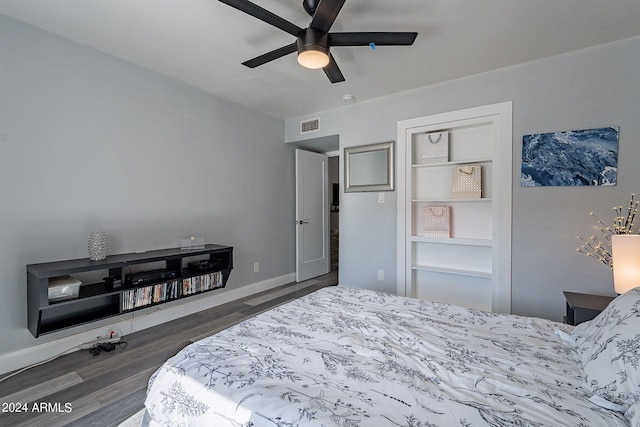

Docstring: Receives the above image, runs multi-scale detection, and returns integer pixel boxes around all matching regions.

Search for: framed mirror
[344,141,394,192]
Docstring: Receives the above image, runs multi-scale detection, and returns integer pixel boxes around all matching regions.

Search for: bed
[143,285,640,426]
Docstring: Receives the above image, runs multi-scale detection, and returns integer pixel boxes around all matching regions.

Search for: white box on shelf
[48,275,81,302]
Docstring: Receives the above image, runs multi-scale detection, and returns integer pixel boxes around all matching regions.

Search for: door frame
[295,149,330,282]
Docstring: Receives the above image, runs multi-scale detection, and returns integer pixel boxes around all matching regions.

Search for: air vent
[300,118,320,134]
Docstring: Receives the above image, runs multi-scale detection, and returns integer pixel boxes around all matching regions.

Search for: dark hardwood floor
[0,272,337,427]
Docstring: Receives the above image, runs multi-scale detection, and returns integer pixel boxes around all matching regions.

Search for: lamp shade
[611,235,640,294]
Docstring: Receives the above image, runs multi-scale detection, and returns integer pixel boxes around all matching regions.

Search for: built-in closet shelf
[412,198,492,203]
[412,158,493,168]
[411,264,492,279]
[397,101,513,313]
[411,236,493,247]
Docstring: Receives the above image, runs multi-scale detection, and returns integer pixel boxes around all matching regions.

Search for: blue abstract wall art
[521,126,619,187]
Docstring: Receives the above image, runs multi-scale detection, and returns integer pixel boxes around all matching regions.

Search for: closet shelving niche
[396,102,512,313]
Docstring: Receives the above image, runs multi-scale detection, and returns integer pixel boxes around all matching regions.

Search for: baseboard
[0,273,295,376]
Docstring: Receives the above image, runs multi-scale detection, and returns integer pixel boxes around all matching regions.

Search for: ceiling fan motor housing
[298,28,329,54]
[297,28,330,68]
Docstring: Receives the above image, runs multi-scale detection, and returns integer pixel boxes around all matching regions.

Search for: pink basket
[424,206,451,238]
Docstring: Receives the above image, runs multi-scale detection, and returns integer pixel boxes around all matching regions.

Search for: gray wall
[285,36,640,321]
[0,15,294,357]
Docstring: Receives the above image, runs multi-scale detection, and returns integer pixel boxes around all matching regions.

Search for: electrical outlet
[254,262,260,273]
[377,269,384,281]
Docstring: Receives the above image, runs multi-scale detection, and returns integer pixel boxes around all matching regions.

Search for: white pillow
[625,399,640,426]
[569,287,640,412]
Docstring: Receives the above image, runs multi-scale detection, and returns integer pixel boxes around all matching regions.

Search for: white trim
[0,273,295,376]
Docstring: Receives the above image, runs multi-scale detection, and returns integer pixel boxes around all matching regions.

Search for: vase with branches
[577,194,639,268]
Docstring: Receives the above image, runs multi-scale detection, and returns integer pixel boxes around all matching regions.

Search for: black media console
[27,244,233,337]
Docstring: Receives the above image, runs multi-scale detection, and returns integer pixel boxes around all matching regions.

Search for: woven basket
[423,206,451,238]
[452,165,482,199]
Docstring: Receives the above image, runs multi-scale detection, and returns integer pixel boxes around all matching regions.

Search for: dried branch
[577,194,638,269]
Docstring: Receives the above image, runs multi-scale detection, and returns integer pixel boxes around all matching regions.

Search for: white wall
[0,15,295,367]
[285,37,640,321]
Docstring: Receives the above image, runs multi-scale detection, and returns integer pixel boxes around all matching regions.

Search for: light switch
[378,193,385,204]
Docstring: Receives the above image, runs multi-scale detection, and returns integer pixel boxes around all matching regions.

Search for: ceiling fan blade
[242,43,298,68]
[330,32,418,46]
[218,0,302,36]
[309,0,346,33]
[323,54,345,83]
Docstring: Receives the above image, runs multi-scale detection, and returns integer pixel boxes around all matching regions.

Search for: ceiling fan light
[297,48,329,69]
[297,28,330,69]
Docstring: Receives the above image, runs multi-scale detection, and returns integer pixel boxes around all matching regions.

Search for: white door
[296,149,329,282]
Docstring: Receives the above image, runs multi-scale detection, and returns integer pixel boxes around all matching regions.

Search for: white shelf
[412,158,492,168]
[412,198,492,203]
[412,264,492,279]
[411,236,493,247]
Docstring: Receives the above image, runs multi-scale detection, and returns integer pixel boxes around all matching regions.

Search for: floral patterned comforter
[144,286,627,426]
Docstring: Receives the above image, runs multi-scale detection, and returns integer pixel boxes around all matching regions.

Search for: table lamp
[611,235,640,294]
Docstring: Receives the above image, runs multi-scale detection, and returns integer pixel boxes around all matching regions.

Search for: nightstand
[563,291,616,326]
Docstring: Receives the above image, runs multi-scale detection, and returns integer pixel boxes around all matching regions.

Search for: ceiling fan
[218,0,418,83]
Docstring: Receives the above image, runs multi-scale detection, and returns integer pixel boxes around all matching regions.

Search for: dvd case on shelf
[121,271,223,311]
[121,279,180,311]
[182,271,223,296]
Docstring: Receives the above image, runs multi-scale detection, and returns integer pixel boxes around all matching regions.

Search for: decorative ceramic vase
[88,232,108,261]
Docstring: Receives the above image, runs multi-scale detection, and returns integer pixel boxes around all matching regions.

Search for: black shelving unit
[27,244,233,337]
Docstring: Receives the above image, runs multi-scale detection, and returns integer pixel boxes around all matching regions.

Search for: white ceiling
[1,0,639,119]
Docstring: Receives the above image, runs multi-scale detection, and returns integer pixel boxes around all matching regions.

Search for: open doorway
[329,155,339,273]
[290,134,340,282]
